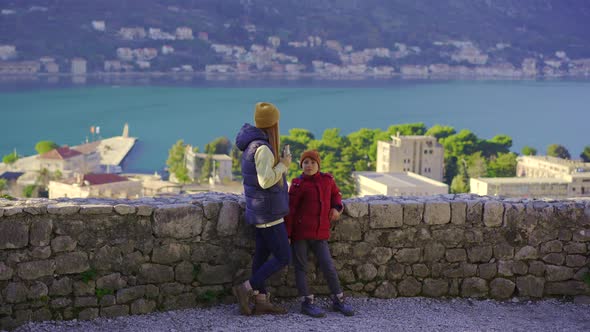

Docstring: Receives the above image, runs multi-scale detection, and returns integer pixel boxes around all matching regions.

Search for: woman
[233,102,292,315]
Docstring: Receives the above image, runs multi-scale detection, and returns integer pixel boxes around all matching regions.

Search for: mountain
[1,0,589,72]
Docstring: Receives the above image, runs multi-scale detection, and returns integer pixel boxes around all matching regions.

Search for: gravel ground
[11,297,590,332]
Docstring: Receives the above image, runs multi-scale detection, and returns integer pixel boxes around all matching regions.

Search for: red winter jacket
[285,172,343,241]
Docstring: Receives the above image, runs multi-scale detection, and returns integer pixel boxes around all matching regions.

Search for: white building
[470,156,590,198]
[377,134,444,182]
[71,58,87,75]
[354,171,448,197]
[92,20,106,31]
[185,147,232,183]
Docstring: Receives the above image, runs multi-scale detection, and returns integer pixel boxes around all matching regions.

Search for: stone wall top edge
[1,193,588,214]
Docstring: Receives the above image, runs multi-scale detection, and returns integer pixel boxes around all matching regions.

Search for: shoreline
[1,71,590,83]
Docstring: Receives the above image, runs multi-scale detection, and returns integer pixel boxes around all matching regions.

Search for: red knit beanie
[299,150,321,169]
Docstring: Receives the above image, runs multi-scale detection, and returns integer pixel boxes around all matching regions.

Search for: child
[285,150,355,318]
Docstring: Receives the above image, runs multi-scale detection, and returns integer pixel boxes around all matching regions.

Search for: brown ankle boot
[232,283,253,316]
[253,293,288,315]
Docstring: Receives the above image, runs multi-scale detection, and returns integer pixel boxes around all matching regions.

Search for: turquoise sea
[0,79,588,173]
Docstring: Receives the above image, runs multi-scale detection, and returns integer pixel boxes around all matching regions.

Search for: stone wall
[1,194,589,330]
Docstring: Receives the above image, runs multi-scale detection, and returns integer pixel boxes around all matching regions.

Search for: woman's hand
[280,153,292,168]
[329,208,341,222]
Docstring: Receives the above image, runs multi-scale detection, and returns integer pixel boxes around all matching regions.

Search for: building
[92,20,106,31]
[48,173,142,199]
[175,27,194,40]
[71,58,87,75]
[38,146,100,177]
[185,147,232,183]
[470,177,570,198]
[376,133,444,182]
[470,156,590,198]
[354,171,448,197]
[0,61,40,74]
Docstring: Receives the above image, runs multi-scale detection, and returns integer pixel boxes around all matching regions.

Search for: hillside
[1,0,589,73]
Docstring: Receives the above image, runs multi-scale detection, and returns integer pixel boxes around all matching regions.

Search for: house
[185,147,232,183]
[38,146,100,177]
[48,173,142,199]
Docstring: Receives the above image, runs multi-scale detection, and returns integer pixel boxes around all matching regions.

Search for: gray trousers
[292,239,342,297]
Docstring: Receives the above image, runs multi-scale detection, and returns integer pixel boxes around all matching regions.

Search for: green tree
[547,144,571,159]
[487,152,518,177]
[481,135,512,157]
[209,136,231,154]
[443,156,459,185]
[466,152,487,178]
[425,124,456,140]
[440,130,480,157]
[521,146,537,156]
[2,152,18,165]
[23,185,37,198]
[347,128,380,170]
[35,141,59,154]
[166,140,190,183]
[0,178,7,193]
[386,123,427,136]
[230,145,242,176]
[580,146,590,162]
[200,144,214,182]
[450,174,469,193]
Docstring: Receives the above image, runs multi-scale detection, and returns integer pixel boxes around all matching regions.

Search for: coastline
[1,70,590,85]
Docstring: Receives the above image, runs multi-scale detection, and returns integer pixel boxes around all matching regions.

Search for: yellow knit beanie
[254,102,280,128]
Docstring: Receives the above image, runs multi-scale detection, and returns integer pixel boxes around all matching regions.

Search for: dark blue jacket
[235,123,289,225]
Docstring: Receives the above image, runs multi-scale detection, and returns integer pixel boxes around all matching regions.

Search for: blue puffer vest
[235,123,289,225]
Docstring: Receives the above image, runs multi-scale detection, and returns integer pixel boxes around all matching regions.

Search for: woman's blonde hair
[262,123,280,166]
[262,123,284,187]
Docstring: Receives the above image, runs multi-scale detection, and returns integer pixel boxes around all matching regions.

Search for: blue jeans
[292,239,342,297]
[249,222,291,293]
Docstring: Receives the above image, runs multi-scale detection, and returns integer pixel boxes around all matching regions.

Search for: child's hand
[329,208,341,222]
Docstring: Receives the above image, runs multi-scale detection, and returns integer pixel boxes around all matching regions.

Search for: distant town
[1,123,589,201]
[1,17,590,80]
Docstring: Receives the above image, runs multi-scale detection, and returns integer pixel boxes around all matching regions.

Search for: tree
[466,152,487,178]
[35,141,59,154]
[200,144,214,182]
[387,123,427,136]
[481,135,512,157]
[521,146,537,156]
[425,125,456,141]
[440,130,480,157]
[0,179,7,193]
[209,136,231,155]
[547,144,571,159]
[166,140,190,183]
[23,185,37,198]
[2,152,18,165]
[230,145,242,176]
[487,153,518,177]
[443,156,459,185]
[35,168,52,191]
[580,146,590,162]
[450,174,469,193]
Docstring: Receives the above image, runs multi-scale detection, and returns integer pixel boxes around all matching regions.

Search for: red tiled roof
[39,146,82,160]
[83,173,129,185]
